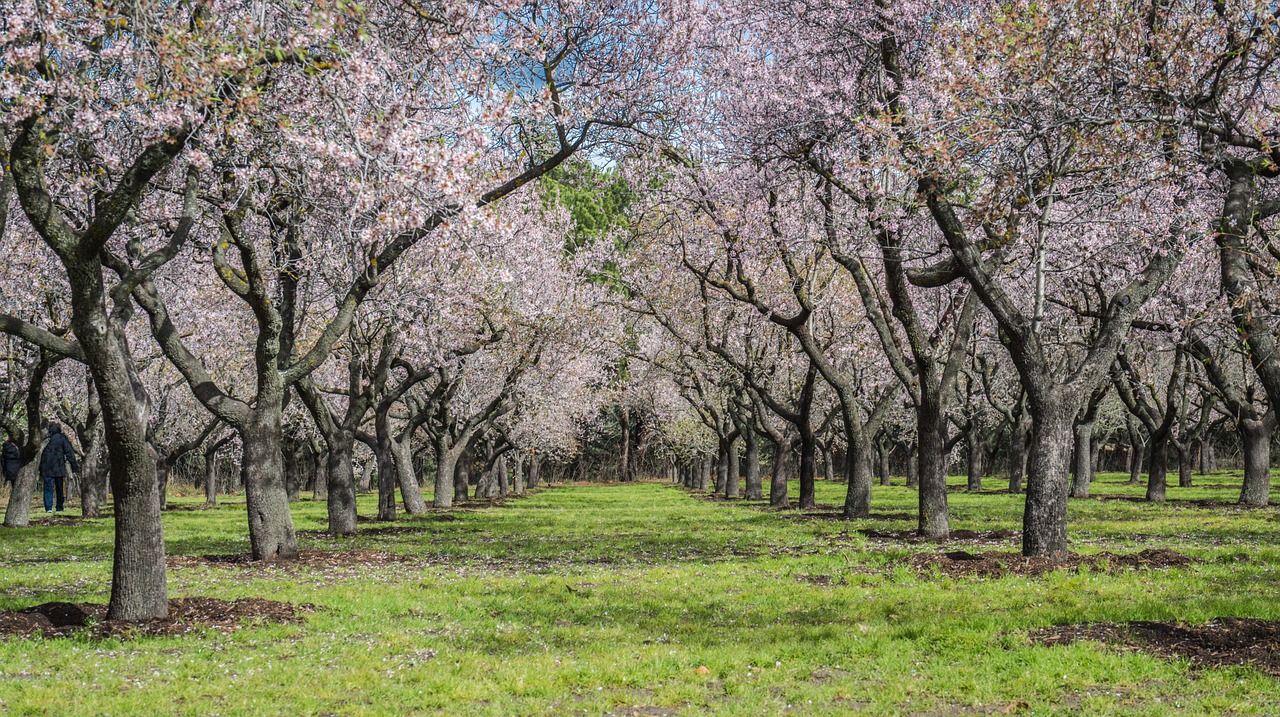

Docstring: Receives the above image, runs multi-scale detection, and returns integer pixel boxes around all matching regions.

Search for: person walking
[39,423,78,513]
[2,436,20,486]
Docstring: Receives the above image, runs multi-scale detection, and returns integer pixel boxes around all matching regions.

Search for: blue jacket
[39,427,79,478]
[2,440,20,480]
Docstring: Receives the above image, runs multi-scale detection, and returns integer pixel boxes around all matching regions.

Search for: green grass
[2,471,1280,715]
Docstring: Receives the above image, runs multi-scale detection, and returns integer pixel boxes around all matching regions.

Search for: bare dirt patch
[793,511,917,522]
[25,515,84,527]
[1030,617,1280,676]
[168,549,415,570]
[0,597,308,639]
[1087,495,1278,509]
[858,528,1020,544]
[905,548,1194,578]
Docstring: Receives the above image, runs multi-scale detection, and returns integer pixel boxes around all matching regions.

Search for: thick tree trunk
[917,404,950,538]
[433,437,459,509]
[529,455,542,487]
[798,431,817,510]
[1239,415,1275,506]
[1022,401,1074,559]
[312,445,328,501]
[375,436,397,520]
[325,435,358,534]
[513,455,525,494]
[240,412,299,560]
[726,439,740,498]
[1198,439,1211,475]
[1070,421,1094,499]
[358,458,374,493]
[4,460,38,526]
[769,444,789,508]
[715,451,728,494]
[1008,423,1027,494]
[843,435,873,518]
[1146,436,1169,503]
[391,434,428,514]
[1177,445,1193,488]
[203,452,218,507]
[966,427,983,491]
[699,457,711,491]
[285,444,302,502]
[743,433,762,500]
[877,441,891,486]
[823,446,835,483]
[497,457,510,497]
[905,443,918,489]
[454,448,472,503]
[80,439,106,518]
[156,457,171,511]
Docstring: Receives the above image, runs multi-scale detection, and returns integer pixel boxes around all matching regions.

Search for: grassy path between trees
[2,474,1280,715]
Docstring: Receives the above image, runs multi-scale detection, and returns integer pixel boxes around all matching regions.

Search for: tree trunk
[156,457,171,511]
[453,447,471,504]
[530,455,542,487]
[433,436,459,509]
[284,443,303,502]
[715,451,728,494]
[1146,436,1169,503]
[1008,423,1027,494]
[392,433,428,514]
[917,404,950,538]
[513,454,525,494]
[905,443,918,489]
[80,435,106,519]
[4,460,38,527]
[325,434,358,534]
[966,426,983,491]
[843,435,873,518]
[1070,420,1094,499]
[743,433,762,500]
[497,456,510,497]
[1022,400,1074,559]
[358,458,374,493]
[620,406,631,482]
[823,446,835,483]
[1197,438,1210,475]
[240,412,299,560]
[1177,445,1193,488]
[798,430,817,510]
[312,446,328,501]
[877,441,891,486]
[375,434,397,520]
[699,456,712,491]
[1239,414,1275,506]
[769,443,789,508]
[726,439,740,499]
[203,452,218,507]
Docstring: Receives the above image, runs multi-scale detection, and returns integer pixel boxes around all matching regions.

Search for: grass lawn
[2,472,1279,715]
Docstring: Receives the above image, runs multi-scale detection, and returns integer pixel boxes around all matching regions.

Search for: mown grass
[1,471,1279,715]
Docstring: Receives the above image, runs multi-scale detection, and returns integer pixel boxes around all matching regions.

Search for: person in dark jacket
[39,423,78,513]
[2,437,20,484]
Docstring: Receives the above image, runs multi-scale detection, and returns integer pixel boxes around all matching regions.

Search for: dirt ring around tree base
[168,549,416,570]
[858,528,1020,544]
[0,597,309,640]
[1029,618,1280,676]
[905,548,1195,578]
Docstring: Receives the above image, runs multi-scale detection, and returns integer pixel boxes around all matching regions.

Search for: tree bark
[877,440,891,486]
[1239,413,1275,506]
[1070,421,1094,499]
[620,406,631,482]
[325,434,357,534]
[916,404,950,538]
[726,437,740,498]
[1022,400,1074,559]
[1146,436,1169,503]
[966,425,983,491]
[392,433,428,513]
[743,431,762,500]
[769,443,789,508]
[240,411,299,560]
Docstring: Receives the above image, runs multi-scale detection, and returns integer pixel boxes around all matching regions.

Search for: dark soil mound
[906,548,1194,578]
[169,549,414,569]
[0,597,307,639]
[1030,617,1280,676]
[859,528,1020,544]
[27,516,84,527]
[793,511,917,522]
